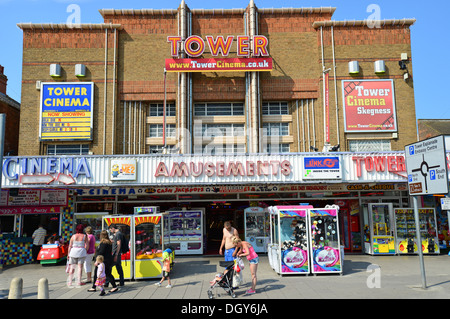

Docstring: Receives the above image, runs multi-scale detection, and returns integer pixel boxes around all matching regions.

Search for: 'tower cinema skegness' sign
[165,35,273,72]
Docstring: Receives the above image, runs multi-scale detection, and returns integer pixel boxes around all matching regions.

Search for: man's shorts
[224,248,236,261]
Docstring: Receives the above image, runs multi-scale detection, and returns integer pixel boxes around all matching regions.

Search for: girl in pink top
[232,236,259,295]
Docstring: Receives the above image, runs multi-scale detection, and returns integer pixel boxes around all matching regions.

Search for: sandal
[87,288,96,292]
[110,287,119,293]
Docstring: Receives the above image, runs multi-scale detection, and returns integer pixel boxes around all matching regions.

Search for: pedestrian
[154,249,172,288]
[32,224,47,263]
[219,221,239,261]
[94,255,107,296]
[88,230,118,293]
[231,236,258,295]
[108,224,125,286]
[84,226,96,284]
[67,224,89,288]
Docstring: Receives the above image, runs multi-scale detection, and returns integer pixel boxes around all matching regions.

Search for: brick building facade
[17,1,416,157]
[0,65,20,156]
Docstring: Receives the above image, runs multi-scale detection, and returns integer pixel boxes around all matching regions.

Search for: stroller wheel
[231,293,236,298]
[207,290,213,299]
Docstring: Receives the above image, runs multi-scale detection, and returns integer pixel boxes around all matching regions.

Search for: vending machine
[268,206,311,275]
[167,208,204,255]
[102,215,133,280]
[133,213,168,279]
[395,208,440,254]
[308,207,342,275]
[244,207,270,253]
[364,203,396,255]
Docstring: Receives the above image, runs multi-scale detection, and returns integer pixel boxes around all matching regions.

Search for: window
[194,124,245,137]
[148,145,177,154]
[148,124,176,138]
[262,102,289,115]
[262,123,289,136]
[47,144,89,155]
[149,103,176,117]
[348,140,391,152]
[194,102,244,116]
[262,143,290,153]
[197,144,246,155]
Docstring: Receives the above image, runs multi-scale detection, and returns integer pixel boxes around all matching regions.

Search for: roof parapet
[313,18,416,29]
[17,23,122,30]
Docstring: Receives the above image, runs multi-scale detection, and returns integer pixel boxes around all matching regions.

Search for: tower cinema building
[3,1,441,268]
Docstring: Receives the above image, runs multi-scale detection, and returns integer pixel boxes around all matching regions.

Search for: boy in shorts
[154,249,172,288]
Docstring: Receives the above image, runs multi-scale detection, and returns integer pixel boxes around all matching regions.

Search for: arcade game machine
[133,212,168,279]
[364,203,396,255]
[268,206,312,275]
[74,212,108,244]
[102,215,133,280]
[244,207,270,253]
[167,208,204,255]
[309,207,342,275]
[395,208,440,254]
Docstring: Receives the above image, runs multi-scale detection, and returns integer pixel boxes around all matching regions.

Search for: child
[154,249,172,288]
[94,255,106,296]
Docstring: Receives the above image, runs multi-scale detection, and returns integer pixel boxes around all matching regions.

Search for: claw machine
[268,206,311,275]
[74,212,108,245]
[167,208,204,255]
[102,215,133,280]
[133,212,169,279]
[364,203,396,255]
[309,207,342,274]
[244,207,270,253]
[395,208,440,254]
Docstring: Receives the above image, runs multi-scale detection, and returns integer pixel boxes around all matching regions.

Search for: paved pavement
[2,253,450,301]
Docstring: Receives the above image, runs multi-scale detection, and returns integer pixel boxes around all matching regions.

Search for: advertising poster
[40,82,94,140]
[342,80,397,132]
[110,159,137,181]
[303,156,341,180]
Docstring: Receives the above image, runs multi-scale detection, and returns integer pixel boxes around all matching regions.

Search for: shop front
[0,188,72,266]
[3,151,437,266]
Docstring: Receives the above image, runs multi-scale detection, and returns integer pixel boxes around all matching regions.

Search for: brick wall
[18,6,417,155]
[0,101,20,155]
[19,27,118,155]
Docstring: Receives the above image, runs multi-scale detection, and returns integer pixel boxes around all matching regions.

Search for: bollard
[8,277,23,299]
[38,278,49,299]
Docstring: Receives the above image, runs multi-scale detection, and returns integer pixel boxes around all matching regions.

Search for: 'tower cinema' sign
[165,35,273,72]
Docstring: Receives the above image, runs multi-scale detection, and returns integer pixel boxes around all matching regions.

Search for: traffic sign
[405,135,449,195]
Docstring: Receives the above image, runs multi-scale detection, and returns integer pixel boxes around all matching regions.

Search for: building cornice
[313,18,416,29]
[17,23,122,30]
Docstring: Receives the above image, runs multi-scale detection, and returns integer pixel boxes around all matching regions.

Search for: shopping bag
[65,260,71,274]
[232,270,244,289]
[237,257,245,270]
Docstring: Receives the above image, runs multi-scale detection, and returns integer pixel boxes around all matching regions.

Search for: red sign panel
[165,57,273,72]
[342,80,397,132]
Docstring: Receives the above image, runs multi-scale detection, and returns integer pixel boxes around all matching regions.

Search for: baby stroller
[207,260,237,299]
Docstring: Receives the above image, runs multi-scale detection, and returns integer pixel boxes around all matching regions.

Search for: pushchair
[207,260,237,299]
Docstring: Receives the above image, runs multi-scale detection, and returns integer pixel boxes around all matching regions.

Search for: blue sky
[0,0,448,120]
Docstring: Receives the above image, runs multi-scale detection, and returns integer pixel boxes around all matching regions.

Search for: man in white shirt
[32,224,47,263]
